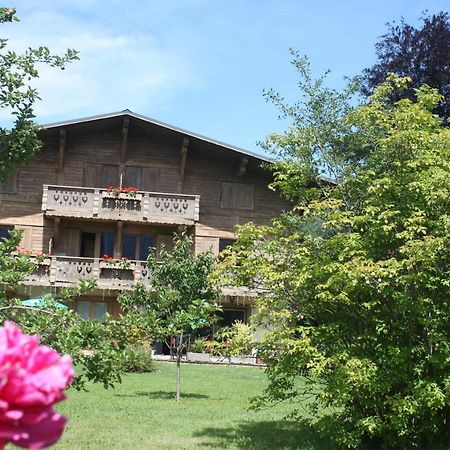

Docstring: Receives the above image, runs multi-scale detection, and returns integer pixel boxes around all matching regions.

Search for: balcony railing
[24,256,151,290]
[42,185,200,224]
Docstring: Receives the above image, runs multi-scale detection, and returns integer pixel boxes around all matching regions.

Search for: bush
[209,322,254,356]
[121,344,153,373]
[190,338,205,353]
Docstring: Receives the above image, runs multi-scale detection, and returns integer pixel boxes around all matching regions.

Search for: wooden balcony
[42,185,200,225]
[24,256,151,290]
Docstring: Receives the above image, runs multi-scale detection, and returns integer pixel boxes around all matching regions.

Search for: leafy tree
[119,231,220,401]
[0,7,78,180]
[219,56,450,448]
[362,11,450,122]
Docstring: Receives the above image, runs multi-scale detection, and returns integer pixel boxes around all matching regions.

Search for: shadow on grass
[115,390,209,400]
[194,419,338,449]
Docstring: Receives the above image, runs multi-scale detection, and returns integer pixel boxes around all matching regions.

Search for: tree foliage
[219,56,450,448]
[119,231,220,400]
[362,11,450,122]
[0,8,78,180]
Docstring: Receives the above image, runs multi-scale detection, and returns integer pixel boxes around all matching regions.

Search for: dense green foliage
[219,58,450,448]
[361,11,450,122]
[119,231,220,399]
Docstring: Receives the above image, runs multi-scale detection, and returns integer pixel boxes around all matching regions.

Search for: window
[139,236,155,260]
[121,234,155,260]
[0,171,18,194]
[122,234,137,259]
[219,238,236,253]
[80,232,96,258]
[100,232,115,257]
[124,166,160,192]
[83,164,119,188]
[218,308,247,327]
[0,226,13,239]
[76,300,108,321]
[220,182,254,210]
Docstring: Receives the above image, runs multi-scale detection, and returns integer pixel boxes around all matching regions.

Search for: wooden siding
[2,115,291,292]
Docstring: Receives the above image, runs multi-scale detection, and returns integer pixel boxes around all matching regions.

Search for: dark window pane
[76,301,90,320]
[100,232,115,257]
[0,226,13,239]
[139,236,155,260]
[219,238,236,253]
[80,232,96,258]
[218,309,247,326]
[93,302,108,321]
[122,234,137,260]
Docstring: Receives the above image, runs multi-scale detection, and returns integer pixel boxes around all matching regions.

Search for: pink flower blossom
[0,322,73,449]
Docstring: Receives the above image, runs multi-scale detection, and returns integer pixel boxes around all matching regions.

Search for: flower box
[101,191,142,201]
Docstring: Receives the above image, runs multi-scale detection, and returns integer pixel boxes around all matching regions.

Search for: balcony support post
[52,217,61,251]
[114,220,123,258]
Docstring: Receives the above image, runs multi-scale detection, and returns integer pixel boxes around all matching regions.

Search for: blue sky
[3,0,448,155]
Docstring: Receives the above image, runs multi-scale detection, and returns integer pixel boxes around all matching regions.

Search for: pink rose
[0,322,74,449]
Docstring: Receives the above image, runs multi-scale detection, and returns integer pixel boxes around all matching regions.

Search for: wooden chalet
[0,110,291,324]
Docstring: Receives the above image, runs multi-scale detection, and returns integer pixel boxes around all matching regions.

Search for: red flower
[0,322,73,449]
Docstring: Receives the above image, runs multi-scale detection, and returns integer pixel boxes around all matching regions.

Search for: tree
[219,56,450,448]
[0,8,78,180]
[119,231,220,401]
[361,11,450,122]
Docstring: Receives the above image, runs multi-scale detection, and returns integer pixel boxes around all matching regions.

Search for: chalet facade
[0,110,290,323]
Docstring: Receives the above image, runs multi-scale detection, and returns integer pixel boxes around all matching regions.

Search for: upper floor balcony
[42,185,200,225]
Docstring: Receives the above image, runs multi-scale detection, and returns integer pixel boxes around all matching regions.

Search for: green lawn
[54,362,335,449]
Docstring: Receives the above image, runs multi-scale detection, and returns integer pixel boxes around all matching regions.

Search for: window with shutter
[124,167,160,192]
[220,182,254,210]
[142,167,160,192]
[124,166,142,189]
[84,164,119,188]
[100,165,119,188]
[83,164,102,187]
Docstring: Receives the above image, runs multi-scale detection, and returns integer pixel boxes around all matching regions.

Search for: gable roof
[42,109,273,163]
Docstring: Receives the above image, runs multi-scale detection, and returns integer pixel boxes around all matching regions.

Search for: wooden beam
[114,220,123,258]
[178,137,189,192]
[58,128,66,173]
[120,116,130,163]
[236,157,248,177]
[53,217,61,251]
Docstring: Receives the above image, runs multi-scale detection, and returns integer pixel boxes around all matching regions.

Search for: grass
[54,361,336,449]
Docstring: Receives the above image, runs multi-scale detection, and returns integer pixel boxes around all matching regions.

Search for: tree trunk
[176,351,181,402]
[176,332,183,402]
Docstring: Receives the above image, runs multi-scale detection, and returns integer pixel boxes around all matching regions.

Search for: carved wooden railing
[42,185,200,224]
[24,256,151,290]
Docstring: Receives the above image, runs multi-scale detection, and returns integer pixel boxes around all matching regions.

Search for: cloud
[0,5,200,123]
